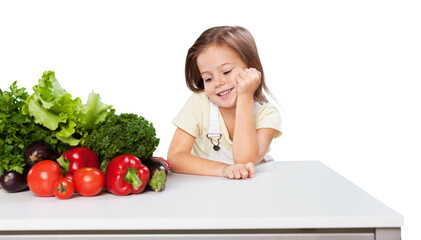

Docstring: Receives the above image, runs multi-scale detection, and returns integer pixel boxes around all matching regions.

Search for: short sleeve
[172,93,207,138]
[255,102,282,138]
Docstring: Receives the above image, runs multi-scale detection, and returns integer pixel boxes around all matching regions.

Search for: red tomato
[73,168,104,197]
[27,160,62,197]
[54,177,75,199]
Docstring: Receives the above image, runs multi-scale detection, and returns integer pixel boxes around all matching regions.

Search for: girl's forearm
[232,96,260,164]
[168,152,228,177]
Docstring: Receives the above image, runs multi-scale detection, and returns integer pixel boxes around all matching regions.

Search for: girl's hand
[222,162,255,179]
[236,68,261,99]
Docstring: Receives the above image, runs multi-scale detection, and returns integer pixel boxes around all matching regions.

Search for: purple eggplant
[0,167,29,193]
[144,157,169,192]
[24,141,58,167]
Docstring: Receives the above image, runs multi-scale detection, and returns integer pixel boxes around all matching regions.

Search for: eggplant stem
[149,170,166,192]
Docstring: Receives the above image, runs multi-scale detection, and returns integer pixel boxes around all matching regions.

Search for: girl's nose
[215,75,225,87]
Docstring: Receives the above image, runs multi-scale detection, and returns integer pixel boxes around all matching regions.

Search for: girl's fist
[222,162,255,179]
[236,68,261,98]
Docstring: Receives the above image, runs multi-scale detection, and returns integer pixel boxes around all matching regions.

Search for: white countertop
[0,161,403,231]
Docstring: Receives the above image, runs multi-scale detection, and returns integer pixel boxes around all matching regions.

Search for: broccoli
[82,113,160,171]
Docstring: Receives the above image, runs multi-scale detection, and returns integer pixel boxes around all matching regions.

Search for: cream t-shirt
[172,92,282,159]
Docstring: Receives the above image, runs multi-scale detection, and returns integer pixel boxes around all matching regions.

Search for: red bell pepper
[105,154,150,196]
[57,147,99,175]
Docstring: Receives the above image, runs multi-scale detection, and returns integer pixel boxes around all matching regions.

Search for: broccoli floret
[82,113,160,171]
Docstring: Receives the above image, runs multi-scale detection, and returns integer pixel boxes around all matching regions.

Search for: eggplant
[0,167,29,193]
[144,157,169,192]
[24,141,58,167]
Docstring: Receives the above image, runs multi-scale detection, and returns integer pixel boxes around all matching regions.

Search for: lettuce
[23,71,113,146]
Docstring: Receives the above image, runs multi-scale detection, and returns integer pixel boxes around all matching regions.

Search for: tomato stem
[54,181,67,193]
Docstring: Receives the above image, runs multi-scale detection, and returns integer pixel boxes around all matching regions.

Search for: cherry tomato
[73,167,104,197]
[54,177,75,199]
[27,160,62,197]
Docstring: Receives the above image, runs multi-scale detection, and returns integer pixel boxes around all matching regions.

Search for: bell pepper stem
[125,168,142,190]
[57,156,69,174]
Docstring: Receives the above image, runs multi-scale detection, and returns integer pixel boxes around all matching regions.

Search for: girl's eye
[223,69,232,75]
[204,77,212,82]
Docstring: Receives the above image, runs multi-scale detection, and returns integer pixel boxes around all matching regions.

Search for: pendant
[207,134,222,152]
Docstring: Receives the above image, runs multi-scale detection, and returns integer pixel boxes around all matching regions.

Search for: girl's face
[197,44,247,110]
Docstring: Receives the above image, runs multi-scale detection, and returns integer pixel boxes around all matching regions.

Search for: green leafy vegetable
[0,82,68,175]
[78,91,113,133]
[82,113,160,171]
[23,71,113,146]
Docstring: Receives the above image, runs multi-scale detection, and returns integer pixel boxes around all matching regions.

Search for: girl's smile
[217,88,233,97]
[196,44,247,110]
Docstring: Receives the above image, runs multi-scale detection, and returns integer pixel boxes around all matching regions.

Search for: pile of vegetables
[0,71,169,198]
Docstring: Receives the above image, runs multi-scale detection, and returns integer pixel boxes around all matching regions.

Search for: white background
[1,0,420,238]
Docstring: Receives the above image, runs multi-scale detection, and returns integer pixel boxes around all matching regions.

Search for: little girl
[167,26,282,179]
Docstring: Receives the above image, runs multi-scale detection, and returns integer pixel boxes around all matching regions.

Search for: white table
[0,161,403,239]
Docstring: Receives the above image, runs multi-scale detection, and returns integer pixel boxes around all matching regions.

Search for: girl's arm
[233,98,277,165]
[232,68,278,165]
[167,127,255,179]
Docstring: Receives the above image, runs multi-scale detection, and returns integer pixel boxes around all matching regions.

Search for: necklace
[206,134,222,151]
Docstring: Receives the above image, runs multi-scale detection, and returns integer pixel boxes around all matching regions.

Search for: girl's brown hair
[185,26,273,103]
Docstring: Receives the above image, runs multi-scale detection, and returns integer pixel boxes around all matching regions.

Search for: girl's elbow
[167,149,178,168]
[233,153,263,165]
[166,150,185,173]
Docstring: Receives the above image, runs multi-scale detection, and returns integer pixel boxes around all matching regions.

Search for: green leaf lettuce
[23,71,113,146]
